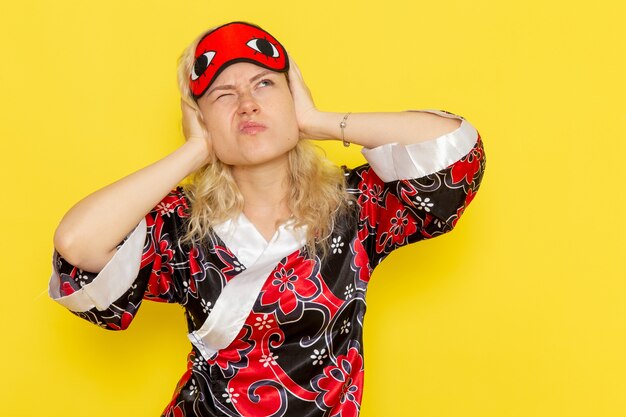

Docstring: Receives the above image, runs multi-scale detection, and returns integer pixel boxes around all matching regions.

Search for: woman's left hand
[287,58,464,148]
[288,57,322,138]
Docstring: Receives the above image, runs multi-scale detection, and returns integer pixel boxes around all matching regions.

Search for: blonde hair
[177,26,351,258]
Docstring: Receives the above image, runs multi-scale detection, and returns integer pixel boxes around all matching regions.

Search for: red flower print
[350,236,372,283]
[451,187,477,227]
[450,136,484,185]
[189,246,203,276]
[208,327,254,378]
[357,168,388,228]
[259,252,319,316]
[377,207,418,253]
[215,246,246,281]
[157,190,189,218]
[163,402,184,417]
[142,213,177,301]
[359,181,385,207]
[106,311,134,330]
[313,346,364,417]
[59,279,77,296]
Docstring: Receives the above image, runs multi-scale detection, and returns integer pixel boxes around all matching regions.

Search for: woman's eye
[258,79,274,88]
[216,93,234,101]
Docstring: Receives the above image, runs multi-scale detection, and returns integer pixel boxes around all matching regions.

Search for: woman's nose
[237,92,259,115]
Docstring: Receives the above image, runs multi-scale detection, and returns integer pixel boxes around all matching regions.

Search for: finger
[288,56,304,80]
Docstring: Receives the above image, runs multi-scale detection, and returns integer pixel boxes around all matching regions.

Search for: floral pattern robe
[49,110,485,417]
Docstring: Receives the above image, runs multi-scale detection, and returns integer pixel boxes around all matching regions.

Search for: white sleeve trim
[361,109,478,183]
[48,218,147,313]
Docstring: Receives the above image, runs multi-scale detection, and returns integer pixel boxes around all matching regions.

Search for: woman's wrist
[180,137,212,173]
[300,110,345,141]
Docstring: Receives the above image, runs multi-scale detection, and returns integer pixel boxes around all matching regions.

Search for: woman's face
[196,62,299,167]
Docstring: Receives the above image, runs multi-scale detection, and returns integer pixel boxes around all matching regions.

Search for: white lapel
[189,214,307,360]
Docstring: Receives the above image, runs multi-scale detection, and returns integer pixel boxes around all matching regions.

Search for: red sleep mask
[190,22,289,100]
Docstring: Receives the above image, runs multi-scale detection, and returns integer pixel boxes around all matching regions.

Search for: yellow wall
[1,0,624,416]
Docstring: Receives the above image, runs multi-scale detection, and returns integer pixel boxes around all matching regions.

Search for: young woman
[50,21,485,417]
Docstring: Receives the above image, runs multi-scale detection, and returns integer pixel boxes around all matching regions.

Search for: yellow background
[1,0,624,416]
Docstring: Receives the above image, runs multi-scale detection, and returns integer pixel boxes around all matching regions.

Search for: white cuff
[361,110,478,183]
[48,218,147,312]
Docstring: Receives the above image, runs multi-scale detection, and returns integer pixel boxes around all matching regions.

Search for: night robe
[49,110,485,417]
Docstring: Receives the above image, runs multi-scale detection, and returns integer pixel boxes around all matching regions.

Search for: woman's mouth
[239,121,267,135]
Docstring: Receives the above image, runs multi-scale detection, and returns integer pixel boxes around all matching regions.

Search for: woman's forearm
[302,110,462,148]
[54,138,209,273]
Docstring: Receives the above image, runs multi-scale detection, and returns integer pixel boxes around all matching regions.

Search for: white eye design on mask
[246,38,279,58]
[191,51,216,81]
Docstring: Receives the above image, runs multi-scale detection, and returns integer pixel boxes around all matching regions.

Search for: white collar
[212,213,307,269]
[189,214,308,360]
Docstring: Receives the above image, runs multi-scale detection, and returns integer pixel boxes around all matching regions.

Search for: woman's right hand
[181,99,213,165]
[54,101,216,272]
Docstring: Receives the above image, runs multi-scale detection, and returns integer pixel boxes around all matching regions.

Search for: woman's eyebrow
[206,83,236,96]
[206,70,275,96]
[249,70,274,83]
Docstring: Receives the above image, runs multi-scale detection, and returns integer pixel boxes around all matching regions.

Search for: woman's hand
[287,59,462,148]
[181,100,213,165]
[288,58,323,139]
[53,101,216,272]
